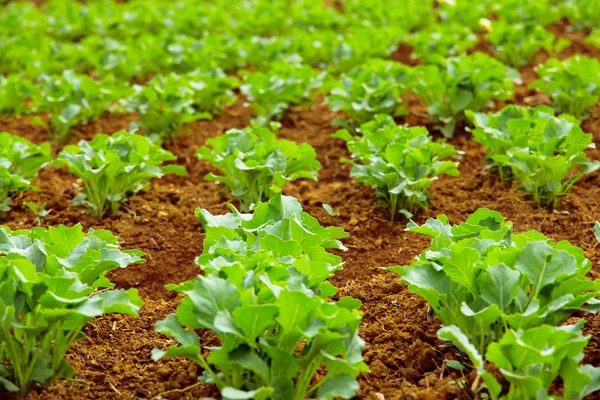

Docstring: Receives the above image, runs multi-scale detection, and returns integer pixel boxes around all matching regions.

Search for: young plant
[126,71,237,140]
[0,133,52,213]
[324,26,405,73]
[493,0,561,25]
[413,52,520,137]
[392,208,600,355]
[32,70,130,141]
[560,0,600,30]
[408,23,478,61]
[24,201,51,225]
[57,130,187,217]
[187,68,239,114]
[0,224,144,395]
[240,62,325,128]
[586,28,600,49]
[0,74,37,116]
[437,0,490,29]
[439,322,600,400]
[467,105,600,207]
[196,126,320,210]
[343,0,433,32]
[326,59,413,127]
[333,114,459,220]
[530,56,600,119]
[153,193,366,400]
[486,22,569,67]
[79,36,160,81]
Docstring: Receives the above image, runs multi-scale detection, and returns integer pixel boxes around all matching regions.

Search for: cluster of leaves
[486,21,569,67]
[408,23,478,61]
[530,56,600,120]
[394,209,600,398]
[394,209,600,353]
[57,130,187,217]
[31,71,131,141]
[437,0,491,29]
[492,0,562,26]
[333,115,459,220]
[79,35,163,81]
[196,127,320,211]
[439,322,600,400]
[586,28,600,49]
[0,224,144,395]
[560,0,600,30]
[0,0,415,79]
[309,26,405,74]
[467,105,600,207]
[240,63,325,128]
[125,69,238,140]
[153,193,367,400]
[0,75,36,117]
[326,59,413,127]
[412,53,520,137]
[0,133,51,213]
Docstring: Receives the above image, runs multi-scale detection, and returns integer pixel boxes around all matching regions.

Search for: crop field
[3,0,600,399]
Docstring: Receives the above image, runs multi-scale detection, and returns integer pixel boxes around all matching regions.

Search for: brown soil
[1,19,600,400]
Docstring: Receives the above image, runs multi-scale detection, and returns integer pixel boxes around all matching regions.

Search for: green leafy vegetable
[437,0,491,29]
[153,193,366,400]
[0,75,37,116]
[493,0,561,25]
[467,105,600,207]
[57,130,187,217]
[333,114,459,220]
[196,126,320,210]
[413,52,519,137]
[530,56,600,120]
[440,322,600,400]
[0,224,145,395]
[392,208,600,355]
[125,70,237,140]
[560,0,600,30]
[0,133,52,213]
[32,70,130,141]
[585,28,600,49]
[326,59,413,127]
[408,23,478,61]
[240,62,325,128]
[486,22,569,67]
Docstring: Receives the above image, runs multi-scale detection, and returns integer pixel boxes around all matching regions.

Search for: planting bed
[3,2,600,400]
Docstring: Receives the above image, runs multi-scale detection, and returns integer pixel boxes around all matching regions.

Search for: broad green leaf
[316,374,359,400]
[478,264,520,311]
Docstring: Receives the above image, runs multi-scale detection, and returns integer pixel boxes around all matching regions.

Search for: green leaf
[316,374,359,400]
[438,326,484,369]
[515,242,577,298]
[232,305,278,343]
[445,360,464,371]
[441,246,479,294]
[228,345,271,384]
[276,291,319,334]
[478,264,520,311]
[322,204,339,217]
[96,289,142,316]
[222,386,274,400]
[0,376,19,392]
